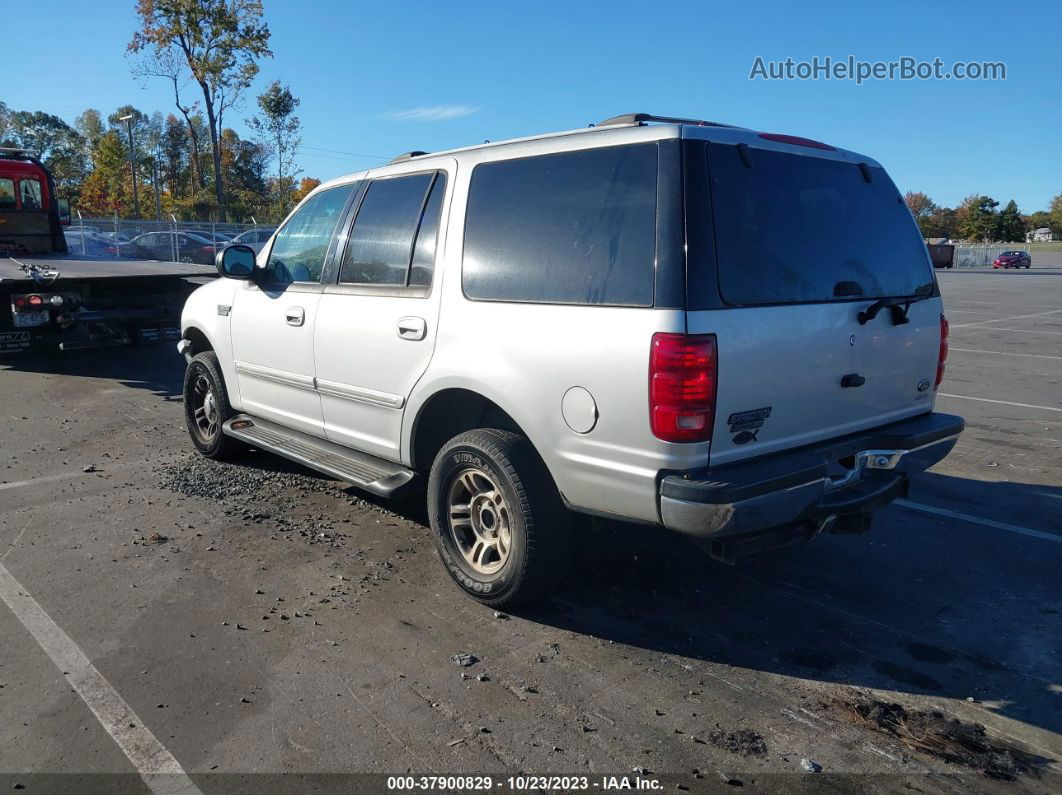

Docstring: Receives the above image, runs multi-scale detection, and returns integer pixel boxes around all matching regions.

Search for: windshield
[704,143,934,305]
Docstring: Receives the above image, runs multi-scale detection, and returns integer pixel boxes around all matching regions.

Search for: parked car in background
[993,250,1031,269]
[63,228,117,257]
[128,231,216,265]
[188,230,235,244]
[178,113,963,607]
[228,226,277,253]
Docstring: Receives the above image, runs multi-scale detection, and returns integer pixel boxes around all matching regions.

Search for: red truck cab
[0,149,68,255]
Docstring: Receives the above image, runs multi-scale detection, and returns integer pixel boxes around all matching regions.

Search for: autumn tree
[291,177,320,206]
[247,81,301,213]
[130,0,272,219]
[1050,194,1062,235]
[956,195,1000,242]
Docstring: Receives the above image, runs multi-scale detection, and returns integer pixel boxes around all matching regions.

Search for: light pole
[119,114,140,218]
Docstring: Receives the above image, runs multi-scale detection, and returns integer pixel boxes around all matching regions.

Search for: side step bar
[222,414,418,498]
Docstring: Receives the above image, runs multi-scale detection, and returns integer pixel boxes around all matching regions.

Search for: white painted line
[952,308,1062,328]
[896,499,1061,543]
[958,326,1062,337]
[937,393,1062,413]
[950,347,1062,361]
[0,471,91,492]
[0,561,203,795]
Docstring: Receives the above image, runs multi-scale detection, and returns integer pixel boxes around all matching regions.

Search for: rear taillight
[27,294,43,306]
[935,314,949,389]
[649,333,718,443]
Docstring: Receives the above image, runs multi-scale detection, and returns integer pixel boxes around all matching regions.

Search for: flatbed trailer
[1,254,215,355]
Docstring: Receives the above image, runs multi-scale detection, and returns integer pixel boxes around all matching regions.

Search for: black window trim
[460,141,665,309]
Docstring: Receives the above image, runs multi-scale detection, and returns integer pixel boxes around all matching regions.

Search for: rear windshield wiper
[858,284,933,326]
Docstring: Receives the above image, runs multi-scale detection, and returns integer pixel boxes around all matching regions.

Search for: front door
[230,183,356,436]
[314,167,451,461]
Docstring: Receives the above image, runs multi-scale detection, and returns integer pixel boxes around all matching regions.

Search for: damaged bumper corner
[659,412,964,538]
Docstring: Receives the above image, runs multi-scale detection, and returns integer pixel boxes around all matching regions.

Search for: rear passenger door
[314,165,452,461]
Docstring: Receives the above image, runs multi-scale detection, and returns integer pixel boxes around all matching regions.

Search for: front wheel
[183,351,244,460]
[427,429,570,607]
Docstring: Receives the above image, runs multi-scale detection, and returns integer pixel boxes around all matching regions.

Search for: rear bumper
[659,412,964,537]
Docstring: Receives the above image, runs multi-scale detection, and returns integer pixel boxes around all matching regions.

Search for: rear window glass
[20,178,42,209]
[463,144,657,306]
[705,143,933,305]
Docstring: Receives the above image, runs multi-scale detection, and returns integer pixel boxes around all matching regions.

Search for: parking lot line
[938,393,1062,413]
[896,500,1060,543]
[0,560,202,795]
[951,308,1062,328]
[959,326,1062,336]
[949,347,1062,361]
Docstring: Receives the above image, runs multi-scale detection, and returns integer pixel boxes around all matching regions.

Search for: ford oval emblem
[917,378,931,392]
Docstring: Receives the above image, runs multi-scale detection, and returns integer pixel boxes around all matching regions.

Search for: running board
[222,415,418,498]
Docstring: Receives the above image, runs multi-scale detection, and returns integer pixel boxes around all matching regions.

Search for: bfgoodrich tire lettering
[427,429,569,607]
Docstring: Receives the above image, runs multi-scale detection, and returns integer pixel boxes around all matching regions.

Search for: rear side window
[267,184,355,284]
[340,173,434,286]
[704,143,933,305]
[463,144,657,306]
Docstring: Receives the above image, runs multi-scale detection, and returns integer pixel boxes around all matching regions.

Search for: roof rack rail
[389,150,429,164]
[595,113,734,129]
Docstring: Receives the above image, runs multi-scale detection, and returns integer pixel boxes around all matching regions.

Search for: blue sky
[8,1,1061,211]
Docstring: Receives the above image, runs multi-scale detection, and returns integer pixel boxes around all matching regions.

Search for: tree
[904,191,936,220]
[161,114,188,197]
[247,81,301,213]
[78,131,130,215]
[6,110,88,196]
[291,177,320,206]
[956,195,1000,242]
[75,109,105,165]
[130,0,272,220]
[1050,194,1062,235]
[997,200,1024,242]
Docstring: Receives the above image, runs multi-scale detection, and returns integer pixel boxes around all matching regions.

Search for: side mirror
[216,244,257,279]
[57,198,71,226]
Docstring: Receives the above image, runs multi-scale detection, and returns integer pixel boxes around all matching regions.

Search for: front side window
[19,178,42,210]
[340,173,434,285]
[267,184,356,284]
[462,144,658,306]
[0,179,15,209]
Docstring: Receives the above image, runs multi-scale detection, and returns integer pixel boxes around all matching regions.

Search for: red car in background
[993,250,1032,269]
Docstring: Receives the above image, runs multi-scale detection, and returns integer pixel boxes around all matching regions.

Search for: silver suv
[178,113,963,606]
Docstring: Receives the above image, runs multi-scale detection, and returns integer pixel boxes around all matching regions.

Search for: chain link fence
[953,243,1030,268]
[63,215,277,266]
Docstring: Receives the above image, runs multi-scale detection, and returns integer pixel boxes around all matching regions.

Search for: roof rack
[388,150,429,164]
[595,113,734,129]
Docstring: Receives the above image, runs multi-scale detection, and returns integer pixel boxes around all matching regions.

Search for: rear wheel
[427,429,570,607]
[183,351,244,460]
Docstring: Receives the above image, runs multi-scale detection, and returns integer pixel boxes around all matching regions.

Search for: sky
[6,0,1061,211]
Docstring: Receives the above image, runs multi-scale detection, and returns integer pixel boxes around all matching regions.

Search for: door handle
[397,316,427,341]
[285,307,305,327]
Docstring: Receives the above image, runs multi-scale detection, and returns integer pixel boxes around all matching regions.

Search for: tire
[427,429,570,608]
[183,351,244,460]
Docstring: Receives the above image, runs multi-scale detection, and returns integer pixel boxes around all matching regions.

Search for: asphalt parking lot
[0,269,1059,793]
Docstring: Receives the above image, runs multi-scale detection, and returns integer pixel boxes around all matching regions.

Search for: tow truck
[0,148,215,354]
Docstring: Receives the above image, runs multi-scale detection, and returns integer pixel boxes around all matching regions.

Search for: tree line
[905,191,1062,243]
[0,0,319,223]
